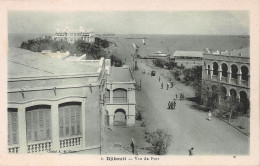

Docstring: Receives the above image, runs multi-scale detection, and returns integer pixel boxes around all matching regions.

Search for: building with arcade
[202,47,250,105]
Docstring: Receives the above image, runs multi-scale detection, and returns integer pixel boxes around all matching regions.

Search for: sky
[8,11,249,35]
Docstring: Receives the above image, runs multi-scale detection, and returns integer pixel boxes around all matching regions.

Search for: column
[18,107,27,153]
[237,73,241,85]
[227,72,231,83]
[81,100,86,148]
[110,89,113,103]
[218,70,222,81]
[51,104,59,151]
[109,115,114,125]
[247,75,250,87]
[210,69,213,79]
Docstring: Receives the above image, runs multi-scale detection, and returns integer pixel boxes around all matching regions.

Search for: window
[113,89,127,103]
[8,108,18,145]
[26,105,51,142]
[59,102,81,138]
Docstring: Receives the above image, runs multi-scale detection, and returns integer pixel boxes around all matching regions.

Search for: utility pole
[140,79,142,91]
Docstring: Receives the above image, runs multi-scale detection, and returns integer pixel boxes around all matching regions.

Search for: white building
[7,47,106,154]
[104,66,136,126]
[52,26,95,44]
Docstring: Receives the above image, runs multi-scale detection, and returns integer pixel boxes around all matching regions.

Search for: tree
[145,129,172,155]
[218,97,240,122]
[152,59,165,68]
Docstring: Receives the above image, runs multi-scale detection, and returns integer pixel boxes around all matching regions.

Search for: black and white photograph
[1,0,259,165]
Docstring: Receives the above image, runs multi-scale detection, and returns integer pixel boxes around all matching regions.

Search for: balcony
[230,78,237,84]
[221,77,227,83]
[113,98,127,104]
[8,144,19,153]
[212,75,218,81]
[60,136,82,150]
[241,80,249,86]
[27,140,52,153]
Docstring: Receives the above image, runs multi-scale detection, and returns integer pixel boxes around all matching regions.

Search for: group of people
[167,100,177,110]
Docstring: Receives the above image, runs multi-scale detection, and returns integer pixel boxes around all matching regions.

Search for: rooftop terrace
[8,47,100,78]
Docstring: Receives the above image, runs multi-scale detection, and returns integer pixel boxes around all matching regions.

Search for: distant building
[202,47,250,105]
[52,26,95,44]
[7,47,106,154]
[170,51,203,67]
[104,66,136,126]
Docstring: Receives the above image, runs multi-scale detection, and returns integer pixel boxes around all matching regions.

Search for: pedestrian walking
[166,83,169,90]
[176,94,178,99]
[161,82,163,89]
[170,101,174,110]
[208,111,212,121]
[159,76,160,82]
[173,100,176,109]
[188,147,194,156]
[167,101,171,109]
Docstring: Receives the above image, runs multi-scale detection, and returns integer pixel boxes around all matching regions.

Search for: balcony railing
[212,75,218,81]
[113,98,127,103]
[241,80,248,86]
[221,77,227,83]
[230,78,237,84]
[8,145,19,153]
[27,140,52,153]
[60,136,82,149]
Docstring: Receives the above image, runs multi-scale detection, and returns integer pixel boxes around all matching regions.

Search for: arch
[241,66,249,81]
[25,105,52,143]
[58,102,82,138]
[231,64,238,79]
[221,63,228,77]
[113,88,127,103]
[220,86,227,99]
[213,62,219,76]
[113,109,127,126]
[230,89,237,99]
[211,85,219,105]
[239,91,250,114]
[239,91,248,102]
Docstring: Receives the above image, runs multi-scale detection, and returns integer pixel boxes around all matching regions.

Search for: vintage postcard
[0,0,259,165]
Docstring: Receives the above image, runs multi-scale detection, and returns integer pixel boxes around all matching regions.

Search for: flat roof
[203,47,249,57]
[107,67,134,83]
[8,47,99,78]
[172,51,203,58]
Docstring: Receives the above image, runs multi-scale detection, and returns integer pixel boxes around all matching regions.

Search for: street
[134,60,249,155]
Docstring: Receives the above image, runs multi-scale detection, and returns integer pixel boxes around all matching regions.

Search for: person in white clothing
[208,111,212,121]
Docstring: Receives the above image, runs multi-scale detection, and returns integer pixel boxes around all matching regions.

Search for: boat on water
[142,38,146,45]
[147,51,170,59]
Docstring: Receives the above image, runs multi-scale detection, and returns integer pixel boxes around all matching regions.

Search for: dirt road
[134,61,249,155]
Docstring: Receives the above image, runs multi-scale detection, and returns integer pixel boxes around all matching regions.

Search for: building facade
[104,67,136,126]
[52,27,95,44]
[7,48,106,154]
[202,47,250,104]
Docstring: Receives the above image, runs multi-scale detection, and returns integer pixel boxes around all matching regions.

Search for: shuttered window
[8,108,18,145]
[59,102,81,138]
[105,89,110,103]
[26,105,51,143]
[113,89,127,103]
